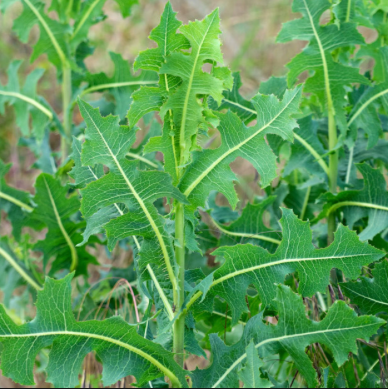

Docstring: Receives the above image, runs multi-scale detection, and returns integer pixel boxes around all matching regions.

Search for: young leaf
[179,88,301,220]
[30,173,97,275]
[0,274,187,388]
[341,260,388,315]
[187,208,384,323]
[318,164,388,241]
[238,341,273,388]
[78,99,187,305]
[277,0,370,135]
[193,285,385,388]
[0,61,53,140]
[0,161,33,240]
[159,8,233,164]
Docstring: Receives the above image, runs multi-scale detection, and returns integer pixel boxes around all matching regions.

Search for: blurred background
[0,0,301,386]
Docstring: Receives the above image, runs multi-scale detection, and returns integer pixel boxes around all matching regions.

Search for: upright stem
[328,111,338,244]
[61,65,72,161]
[173,202,186,368]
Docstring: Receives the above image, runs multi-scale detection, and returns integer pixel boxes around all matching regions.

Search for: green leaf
[210,72,256,124]
[78,99,187,305]
[284,116,329,179]
[213,196,281,253]
[348,80,388,148]
[0,161,33,240]
[134,1,189,74]
[239,341,273,388]
[113,0,138,18]
[341,260,388,315]
[30,173,97,275]
[0,61,53,140]
[179,88,302,221]
[193,285,385,388]
[11,0,73,69]
[277,0,370,135]
[318,164,388,241]
[84,52,158,118]
[159,8,233,164]
[129,2,190,183]
[0,274,187,388]
[187,208,384,323]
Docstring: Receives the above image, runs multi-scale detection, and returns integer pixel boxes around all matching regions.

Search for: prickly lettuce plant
[0,1,388,388]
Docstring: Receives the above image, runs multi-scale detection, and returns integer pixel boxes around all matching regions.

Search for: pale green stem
[0,246,42,291]
[317,292,327,312]
[61,66,72,160]
[81,81,157,96]
[327,201,388,215]
[345,146,354,186]
[300,186,311,221]
[211,217,281,245]
[0,192,33,212]
[0,91,53,119]
[127,152,158,168]
[173,202,186,368]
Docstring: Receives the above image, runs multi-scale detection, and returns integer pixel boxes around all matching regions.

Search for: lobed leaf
[341,260,388,315]
[188,208,384,323]
[193,285,385,388]
[179,87,302,221]
[29,173,97,275]
[318,164,388,241]
[78,99,187,305]
[277,0,370,135]
[0,61,52,140]
[0,274,187,388]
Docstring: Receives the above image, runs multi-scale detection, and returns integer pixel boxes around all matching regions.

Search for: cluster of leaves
[0,0,388,388]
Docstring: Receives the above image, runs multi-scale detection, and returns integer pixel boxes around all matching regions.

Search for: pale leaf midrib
[224,98,330,175]
[23,0,67,65]
[328,201,388,215]
[82,81,158,96]
[0,91,53,119]
[212,218,281,245]
[348,88,388,127]
[0,330,181,386]
[302,0,335,112]
[211,322,380,388]
[43,177,78,271]
[0,191,33,212]
[213,253,373,287]
[0,247,42,291]
[183,91,300,197]
[179,12,217,160]
[72,0,102,38]
[82,108,178,293]
[341,286,388,307]
[84,164,175,320]
[185,252,375,312]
